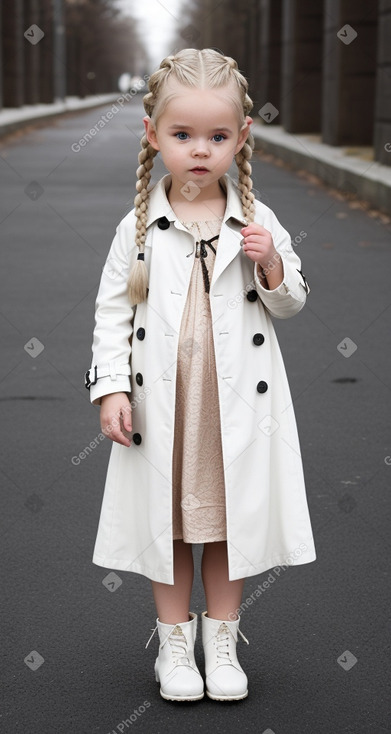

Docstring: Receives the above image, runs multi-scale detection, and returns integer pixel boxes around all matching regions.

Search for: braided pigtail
[230,70,255,224]
[235,135,255,224]
[127,134,157,304]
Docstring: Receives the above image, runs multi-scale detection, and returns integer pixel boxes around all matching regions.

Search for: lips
[190,167,209,173]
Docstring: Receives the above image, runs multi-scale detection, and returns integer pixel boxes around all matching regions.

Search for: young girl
[85,48,316,703]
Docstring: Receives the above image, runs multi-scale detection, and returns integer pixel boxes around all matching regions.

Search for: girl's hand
[241,223,278,268]
[100,392,132,447]
[241,223,283,289]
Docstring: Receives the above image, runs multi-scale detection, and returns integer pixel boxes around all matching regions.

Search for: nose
[192,139,210,157]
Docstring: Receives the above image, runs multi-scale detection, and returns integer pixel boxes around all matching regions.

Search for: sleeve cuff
[253,261,307,318]
[89,376,132,406]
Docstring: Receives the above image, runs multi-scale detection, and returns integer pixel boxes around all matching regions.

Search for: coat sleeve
[86,214,136,406]
[253,206,310,319]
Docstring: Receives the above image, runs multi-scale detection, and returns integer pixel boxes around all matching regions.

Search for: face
[144,82,252,195]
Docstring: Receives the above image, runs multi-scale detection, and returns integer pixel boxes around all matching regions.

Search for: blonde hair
[128,48,255,304]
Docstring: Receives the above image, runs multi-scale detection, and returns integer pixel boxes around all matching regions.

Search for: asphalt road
[0,98,390,734]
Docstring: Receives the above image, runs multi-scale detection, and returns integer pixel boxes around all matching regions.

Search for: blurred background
[1,0,390,165]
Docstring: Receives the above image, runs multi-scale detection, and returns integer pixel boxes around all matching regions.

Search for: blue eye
[175,132,189,140]
[212,134,226,142]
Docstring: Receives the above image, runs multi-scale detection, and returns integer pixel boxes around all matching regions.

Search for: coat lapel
[146,173,248,287]
[210,220,243,289]
[211,175,248,289]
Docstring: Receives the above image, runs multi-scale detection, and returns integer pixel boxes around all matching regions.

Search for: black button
[247,289,258,302]
[253,333,265,346]
[157,217,170,230]
[257,381,268,393]
[136,327,145,340]
[136,372,143,386]
[133,433,142,445]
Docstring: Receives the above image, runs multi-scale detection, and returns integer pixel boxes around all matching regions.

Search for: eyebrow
[168,124,234,133]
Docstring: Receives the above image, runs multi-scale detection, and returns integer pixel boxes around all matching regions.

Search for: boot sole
[155,666,204,701]
[159,689,204,702]
[206,690,248,701]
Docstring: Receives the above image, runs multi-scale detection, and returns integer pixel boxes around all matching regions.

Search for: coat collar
[146,174,248,229]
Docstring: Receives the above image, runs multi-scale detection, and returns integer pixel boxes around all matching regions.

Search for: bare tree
[65,0,148,96]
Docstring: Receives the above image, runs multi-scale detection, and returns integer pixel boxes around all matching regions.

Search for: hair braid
[127,134,157,304]
[229,69,255,223]
[235,135,255,224]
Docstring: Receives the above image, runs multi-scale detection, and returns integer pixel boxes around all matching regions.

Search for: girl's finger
[120,405,132,432]
[241,224,268,237]
[243,238,264,248]
[243,249,260,261]
[109,425,131,447]
[243,243,266,255]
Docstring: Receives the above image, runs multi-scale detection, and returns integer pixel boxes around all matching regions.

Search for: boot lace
[166,625,191,665]
[216,622,249,662]
[145,624,191,666]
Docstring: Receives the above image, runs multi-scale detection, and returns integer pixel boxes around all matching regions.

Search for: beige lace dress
[172,218,228,543]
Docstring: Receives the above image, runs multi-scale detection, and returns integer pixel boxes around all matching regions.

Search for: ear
[234,116,253,155]
[143,115,160,151]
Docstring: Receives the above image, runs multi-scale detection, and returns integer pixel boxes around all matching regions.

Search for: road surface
[0,98,390,734]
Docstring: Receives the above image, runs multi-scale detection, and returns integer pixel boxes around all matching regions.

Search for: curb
[252,122,391,216]
[0,94,120,139]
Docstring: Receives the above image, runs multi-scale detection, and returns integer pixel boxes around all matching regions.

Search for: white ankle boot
[149,612,204,701]
[201,611,249,700]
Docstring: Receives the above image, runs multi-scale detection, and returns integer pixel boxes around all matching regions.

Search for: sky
[114,0,187,71]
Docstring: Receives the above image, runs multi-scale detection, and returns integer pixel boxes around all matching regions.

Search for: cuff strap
[85,363,131,390]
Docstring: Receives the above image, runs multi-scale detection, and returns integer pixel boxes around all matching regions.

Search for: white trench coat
[87,174,316,584]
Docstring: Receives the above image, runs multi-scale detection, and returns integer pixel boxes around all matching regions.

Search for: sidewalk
[252,120,391,216]
[0,94,120,138]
